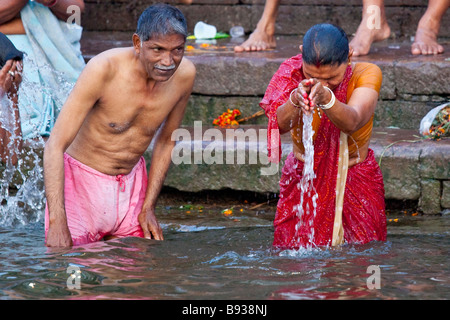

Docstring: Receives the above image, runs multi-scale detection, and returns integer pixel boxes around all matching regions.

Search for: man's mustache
[155,64,176,71]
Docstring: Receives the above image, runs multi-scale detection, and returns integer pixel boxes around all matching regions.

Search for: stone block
[442,181,450,209]
[373,143,421,200]
[419,179,442,214]
[394,59,450,96]
[143,125,290,193]
[377,62,397,100]
[189,55,281,96]
[374,100,437,130]
[419,143,450,180]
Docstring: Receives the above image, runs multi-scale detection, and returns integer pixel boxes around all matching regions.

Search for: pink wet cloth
[45,153,147,246]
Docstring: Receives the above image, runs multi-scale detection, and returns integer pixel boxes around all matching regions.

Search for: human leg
[342,149,386,244]
[349,0,391,56]
[411,0,449,55]
[45,154,142,246]
[110,157,148,240]
[234,0,280,52]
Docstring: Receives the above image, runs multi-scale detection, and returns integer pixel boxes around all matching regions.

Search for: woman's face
[301,62,349,90]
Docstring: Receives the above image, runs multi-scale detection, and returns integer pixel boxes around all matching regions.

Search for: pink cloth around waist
[45,153,148,246]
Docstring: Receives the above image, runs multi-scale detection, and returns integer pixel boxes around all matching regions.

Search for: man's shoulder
[178,57,196,78]
[85,47,133,79]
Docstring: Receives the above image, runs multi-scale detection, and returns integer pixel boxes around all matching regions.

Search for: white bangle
[289,89,301,108]
[319,87,336,110]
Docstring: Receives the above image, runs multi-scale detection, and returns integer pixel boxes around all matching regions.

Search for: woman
[0,0,85,139]
[261,23,386,249]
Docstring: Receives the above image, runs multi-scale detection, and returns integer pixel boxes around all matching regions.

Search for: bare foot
[411,17,444,55]
[234,28,276,53]
[350,20,391,56]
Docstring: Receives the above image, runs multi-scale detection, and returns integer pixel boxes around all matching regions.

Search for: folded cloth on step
[0,32,23,68]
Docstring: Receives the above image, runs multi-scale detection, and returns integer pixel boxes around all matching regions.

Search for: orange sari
[261,54,386,249]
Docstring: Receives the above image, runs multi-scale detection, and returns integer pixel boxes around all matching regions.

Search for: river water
[0,205,448,300]
[1,56,448,302]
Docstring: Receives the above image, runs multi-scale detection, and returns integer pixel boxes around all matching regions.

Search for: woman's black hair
[302,23,349,67]
[136,3,187,41]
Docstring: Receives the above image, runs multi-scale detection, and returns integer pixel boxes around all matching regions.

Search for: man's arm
[138,59,196,241]
[0,60,22,165]
[35,0,85,21]
[0,0,28,25]
[44,55,109,247]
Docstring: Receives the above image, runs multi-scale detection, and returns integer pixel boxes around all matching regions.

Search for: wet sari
[260,54,386,249]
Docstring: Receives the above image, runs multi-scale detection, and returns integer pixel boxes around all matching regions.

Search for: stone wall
[79,0,450,214]
[82,0,450,39]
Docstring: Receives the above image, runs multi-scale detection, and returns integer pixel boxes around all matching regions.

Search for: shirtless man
[44,4,196,247]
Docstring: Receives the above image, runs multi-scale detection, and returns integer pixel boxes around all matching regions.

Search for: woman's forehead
[303,62,346,77]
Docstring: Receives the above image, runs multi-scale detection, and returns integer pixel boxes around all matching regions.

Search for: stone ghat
[145,125,449,215]
[82,0,450,40]
[78,32,450,214]
[2,1,449,215]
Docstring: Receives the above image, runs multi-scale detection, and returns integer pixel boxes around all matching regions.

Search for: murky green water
[0,207,449,300]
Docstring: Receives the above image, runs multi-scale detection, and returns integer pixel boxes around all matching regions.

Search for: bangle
[289,89,301,108]
[45,0,59,7]
[319,86,336,110]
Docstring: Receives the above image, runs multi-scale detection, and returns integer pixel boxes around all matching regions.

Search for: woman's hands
[291,78,333,115]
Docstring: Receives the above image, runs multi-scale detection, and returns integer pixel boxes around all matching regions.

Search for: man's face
[134,33,186,81]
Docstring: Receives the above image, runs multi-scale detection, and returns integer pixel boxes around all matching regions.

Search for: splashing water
[0,54,74,227]
[294,111,318,249]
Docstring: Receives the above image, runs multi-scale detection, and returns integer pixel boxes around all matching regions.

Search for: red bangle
[45,0,59,7]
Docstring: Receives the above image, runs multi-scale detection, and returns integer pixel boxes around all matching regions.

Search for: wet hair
[136,3,187,41]
[302,23,349,67]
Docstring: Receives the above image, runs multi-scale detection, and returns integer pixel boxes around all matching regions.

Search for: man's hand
[46,217,73,247]
[138,208,164,241]
[0,60,22,97]
[0,60,14,96]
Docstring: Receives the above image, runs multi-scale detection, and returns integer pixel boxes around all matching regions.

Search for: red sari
[260,55,386,249]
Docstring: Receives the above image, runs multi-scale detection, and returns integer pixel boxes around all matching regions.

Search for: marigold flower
[212,108,242,127]
[222,208,233,216]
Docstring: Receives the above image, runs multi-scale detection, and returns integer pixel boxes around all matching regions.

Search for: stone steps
[146,125,449,214]
[77,1,450,213]
[77,29,450,214]
[80,33,450,130]
[82,0,450,40]
[3,1,448,215]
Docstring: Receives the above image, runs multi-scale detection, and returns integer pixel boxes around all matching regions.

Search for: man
[44,4,196,247]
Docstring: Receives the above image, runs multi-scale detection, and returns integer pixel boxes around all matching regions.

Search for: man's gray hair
[136,3,187,41]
